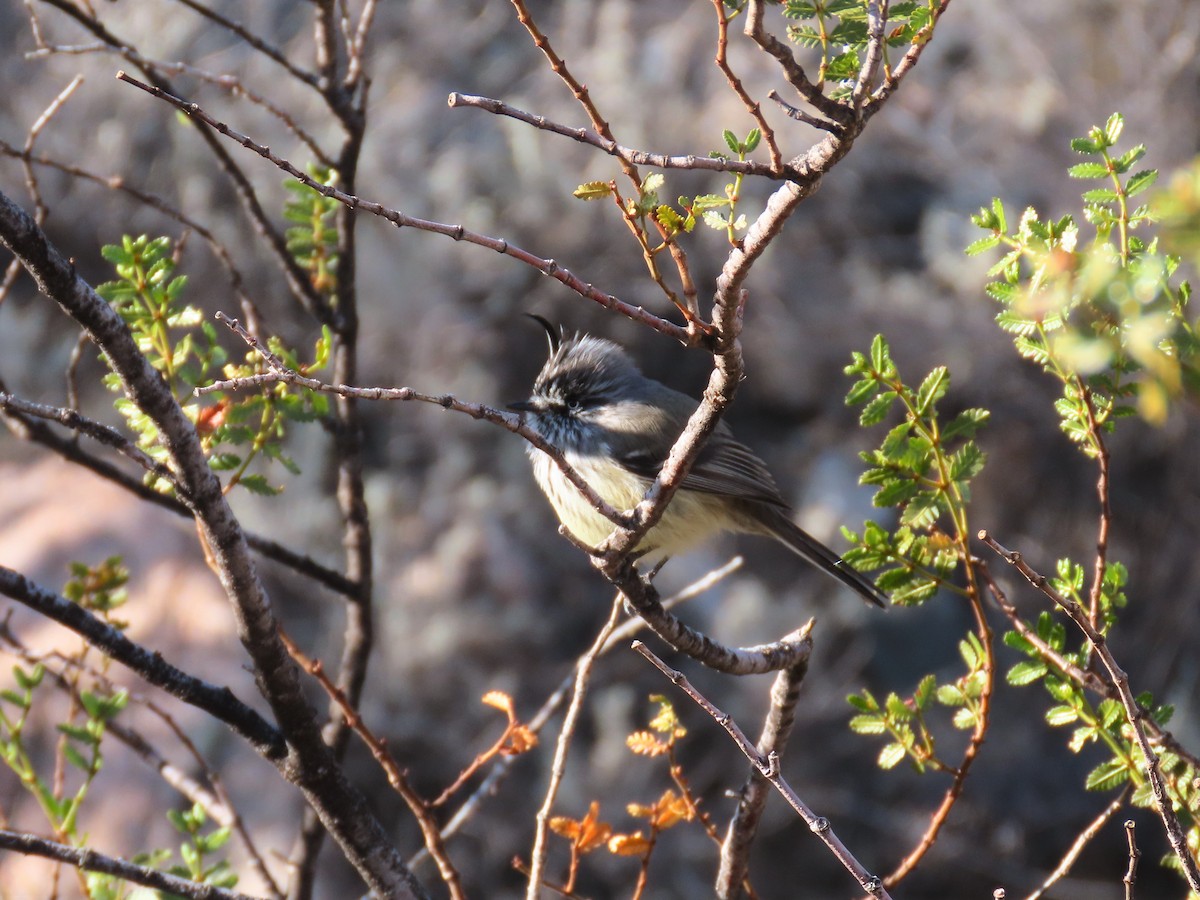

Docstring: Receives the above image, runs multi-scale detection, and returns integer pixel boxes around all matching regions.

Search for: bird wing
[613,425,789,508]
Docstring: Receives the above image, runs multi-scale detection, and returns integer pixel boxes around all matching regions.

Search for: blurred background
[1,1,1198,897]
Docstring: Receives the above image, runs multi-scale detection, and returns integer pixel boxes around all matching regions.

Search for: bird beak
[508,399,539,413]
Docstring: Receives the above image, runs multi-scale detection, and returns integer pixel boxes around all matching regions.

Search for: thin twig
[633,639,892,899]
[1123,819,1139,900]
[1024,790,1128,900]
[980,530,1200,894]
[0,392,179,488]
[525,598,625,900]
[744,0,849,125]
[716,650,810,897]
[408,557,743,869]
[278,632,465,900]
[710,0,783,172]
[0,830,261,900]
[1081,384,1112,632]
[0,381,356,599]
[202,311,633,533]
[448,93,786,179]
[114,71,688,345]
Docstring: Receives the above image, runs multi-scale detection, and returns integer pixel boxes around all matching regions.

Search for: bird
[508,317,886,607]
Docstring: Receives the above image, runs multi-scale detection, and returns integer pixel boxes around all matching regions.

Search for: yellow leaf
[573,181,614,201]
[481,691,515,716]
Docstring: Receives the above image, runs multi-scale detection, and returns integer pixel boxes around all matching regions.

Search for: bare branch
[0,829,262,900]
[717,652,810,896]
[525,598,624,900]
[0,565,283,755]
[1024,790,1128,900]
[447,93,786,179]
[114,71,688,345]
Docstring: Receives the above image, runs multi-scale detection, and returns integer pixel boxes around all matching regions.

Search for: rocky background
[1,1,1198,897]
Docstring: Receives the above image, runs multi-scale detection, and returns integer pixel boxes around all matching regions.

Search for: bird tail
[758,508,887,608]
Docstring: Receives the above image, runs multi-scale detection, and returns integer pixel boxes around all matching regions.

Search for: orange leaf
[501,725,538,755]
[607,832,652,856]
[575,801,613,854]
[626,731,668,756]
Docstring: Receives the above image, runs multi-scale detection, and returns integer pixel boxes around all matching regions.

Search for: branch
[0,829,262,900]
[113,72,688,345]
[1024,790,1128,900]
[0,391,179,488]
[980,530,1200,894]
[634,640,892,899]
[0,187,427,900]
[0,564,283,755]
[0,381,358,599]
[525,598,625,900]
[716,651,810,896]
[710,0,784,171]
[447,93,786,179]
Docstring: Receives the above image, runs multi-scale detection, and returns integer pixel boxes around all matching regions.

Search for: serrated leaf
[877,742,906,769]
[236,474,280,497]
[942,408,989,440]
[573,181,613,201]
[1085,758,1131,792]
[1082,187,1119,203]
[1103,112,1124,145]
[965,234,1001,256]
[1124,169,1158,197]
[849,714,886,735]
[951,707,976,730]
[859,392,895,427]
[1067,162,1109,179]
[1007,660,1047,686]
[915,367,949,415]
[1045,704,1078,726]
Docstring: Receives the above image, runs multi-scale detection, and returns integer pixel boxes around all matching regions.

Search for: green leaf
[1103,112,1124,146]
[63,743,92,771]
[965,234,1001,256]
[1045,705,1078,726]
[1082,188,1118,203]
[877,742,906,770]
[942,408,989,440]
[1006,660,1047,686]
[859,392,895,427]
[1124,169,1158,197]
[913,674,936,710]
[951,707,976,730]
[723,129,739,154]
[236,474,280,497]
[915,366,949,415]
[948,441,985,482]
[1067,162,1110,179]
[849,714,885,735]
[1085,758,1131,792]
